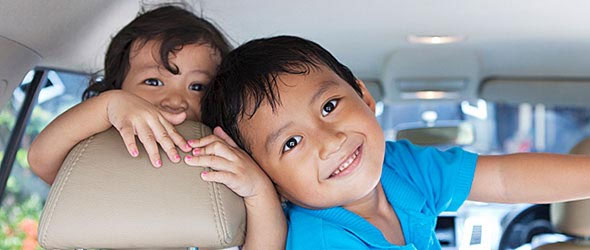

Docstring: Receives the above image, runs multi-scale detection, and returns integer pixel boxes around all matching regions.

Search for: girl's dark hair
[201,35,362,152]
[82,4,231,100]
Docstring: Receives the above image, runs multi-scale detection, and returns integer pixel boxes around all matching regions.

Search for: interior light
[401,91,460,100]
[408,35,465,44]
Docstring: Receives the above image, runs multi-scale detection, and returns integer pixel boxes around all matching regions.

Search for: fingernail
[192,148,200,155]
[174,154,180,161]
[187,140,195,146]
[201,171,208,179]
[155,159,162,167]
[131,149,138,157]
[185,155,192,161]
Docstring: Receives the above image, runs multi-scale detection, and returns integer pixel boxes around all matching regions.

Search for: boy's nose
[319,130,347,160]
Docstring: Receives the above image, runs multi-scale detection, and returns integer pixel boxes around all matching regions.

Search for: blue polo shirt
[285,140,478,249]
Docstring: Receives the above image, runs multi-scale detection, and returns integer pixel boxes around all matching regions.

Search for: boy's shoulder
[382,139,478,213]
[383,139,476,169]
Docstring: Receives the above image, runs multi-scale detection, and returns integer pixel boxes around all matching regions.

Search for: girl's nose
[160,92,189,113]
[319,130,347,160]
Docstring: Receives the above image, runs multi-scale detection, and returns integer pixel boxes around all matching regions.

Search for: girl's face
[121,40,221,122]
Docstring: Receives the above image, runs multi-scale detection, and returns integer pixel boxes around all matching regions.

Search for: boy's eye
[189,83,205,92]
[321,99,339,117]
[283,136,302,153]
[144,78,163,86]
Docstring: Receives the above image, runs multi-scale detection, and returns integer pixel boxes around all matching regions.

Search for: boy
[196,36,590,249]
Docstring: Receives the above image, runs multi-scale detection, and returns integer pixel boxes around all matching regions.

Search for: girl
[28,5,285,249]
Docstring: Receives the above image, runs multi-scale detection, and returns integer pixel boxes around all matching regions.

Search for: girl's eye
[144,78,163,86]
[189,83,205,92]
[283,136,302,153]
[321,99,339,117]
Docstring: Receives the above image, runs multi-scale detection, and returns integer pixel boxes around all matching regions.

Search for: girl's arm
[29,90,189,184]
[29,91,116,184]
[469,153,590,204]
[185,127,287,250]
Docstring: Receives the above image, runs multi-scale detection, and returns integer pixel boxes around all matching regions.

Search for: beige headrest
[550,138,590,237]
[38,121,246,249]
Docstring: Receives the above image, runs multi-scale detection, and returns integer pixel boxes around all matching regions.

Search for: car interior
[2,0,590,249]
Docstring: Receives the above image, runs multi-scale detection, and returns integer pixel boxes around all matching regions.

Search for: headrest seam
[207,169,224,246]
[40,135,94,248]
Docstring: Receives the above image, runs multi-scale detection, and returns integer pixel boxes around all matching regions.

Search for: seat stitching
[201,123,224,246]
[216,179,229,243]
[41,135,93,247]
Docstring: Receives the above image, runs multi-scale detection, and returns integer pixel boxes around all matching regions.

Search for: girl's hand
[105,90,192,167]
[184,127,274,199]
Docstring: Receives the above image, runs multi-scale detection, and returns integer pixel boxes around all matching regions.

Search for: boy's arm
[185,128,287,249]
[469,153,590,203]
[242,181,287,250]
[29,91,115,184]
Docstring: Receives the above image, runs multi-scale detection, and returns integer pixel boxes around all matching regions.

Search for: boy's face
[239,65,386,209]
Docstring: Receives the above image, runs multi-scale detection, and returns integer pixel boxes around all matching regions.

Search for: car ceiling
[2,0,590,80]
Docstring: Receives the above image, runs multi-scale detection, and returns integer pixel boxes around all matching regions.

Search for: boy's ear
[356,79,377,113]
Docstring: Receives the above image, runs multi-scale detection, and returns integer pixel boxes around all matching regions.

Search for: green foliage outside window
[0,102,53,250]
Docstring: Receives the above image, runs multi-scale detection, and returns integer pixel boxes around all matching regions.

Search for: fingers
[117,122,139,157]
[213,126,239,147]
[189,127,238,149]
[149,118,186,163]
[158,116,191,152]
[135,123,163,168]
[184,153,237,172]
[200,171,238,189]
[188,137,240,163]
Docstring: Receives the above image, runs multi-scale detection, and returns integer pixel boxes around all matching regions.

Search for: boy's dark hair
[82,4,231,100]
[201,35,362,152]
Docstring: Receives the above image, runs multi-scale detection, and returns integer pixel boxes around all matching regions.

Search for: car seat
[37,121,245,249]
[535,138,590,250]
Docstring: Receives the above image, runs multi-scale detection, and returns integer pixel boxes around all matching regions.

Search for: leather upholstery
[534,138,590,249]
[38,121,246,249]
[551,138,590,238]
[536,241,590,249]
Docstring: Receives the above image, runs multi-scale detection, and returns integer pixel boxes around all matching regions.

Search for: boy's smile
[239,65,386,209]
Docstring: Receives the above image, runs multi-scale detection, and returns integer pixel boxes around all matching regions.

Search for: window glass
[0,70,89,249]
[495,103,590,154]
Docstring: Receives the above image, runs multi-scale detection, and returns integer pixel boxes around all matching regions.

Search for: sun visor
[381,48,479,103]
[480,78,590,107]
[0,37,41,109]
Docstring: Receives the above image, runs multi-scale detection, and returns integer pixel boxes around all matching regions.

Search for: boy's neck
[342,182,391,219]
[342,182,406,245]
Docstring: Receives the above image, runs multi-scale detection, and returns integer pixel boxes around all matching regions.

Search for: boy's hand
[105,90,192,167]
[184,127,274,199]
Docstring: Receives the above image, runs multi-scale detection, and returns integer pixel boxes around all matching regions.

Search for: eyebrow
[187,69,213,78]
[265,121,294,154]
[309,81,338,106]
[135,65,212,77]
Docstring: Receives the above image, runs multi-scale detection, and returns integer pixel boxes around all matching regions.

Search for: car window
[495,102,590,154]
[0,69,89,249]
